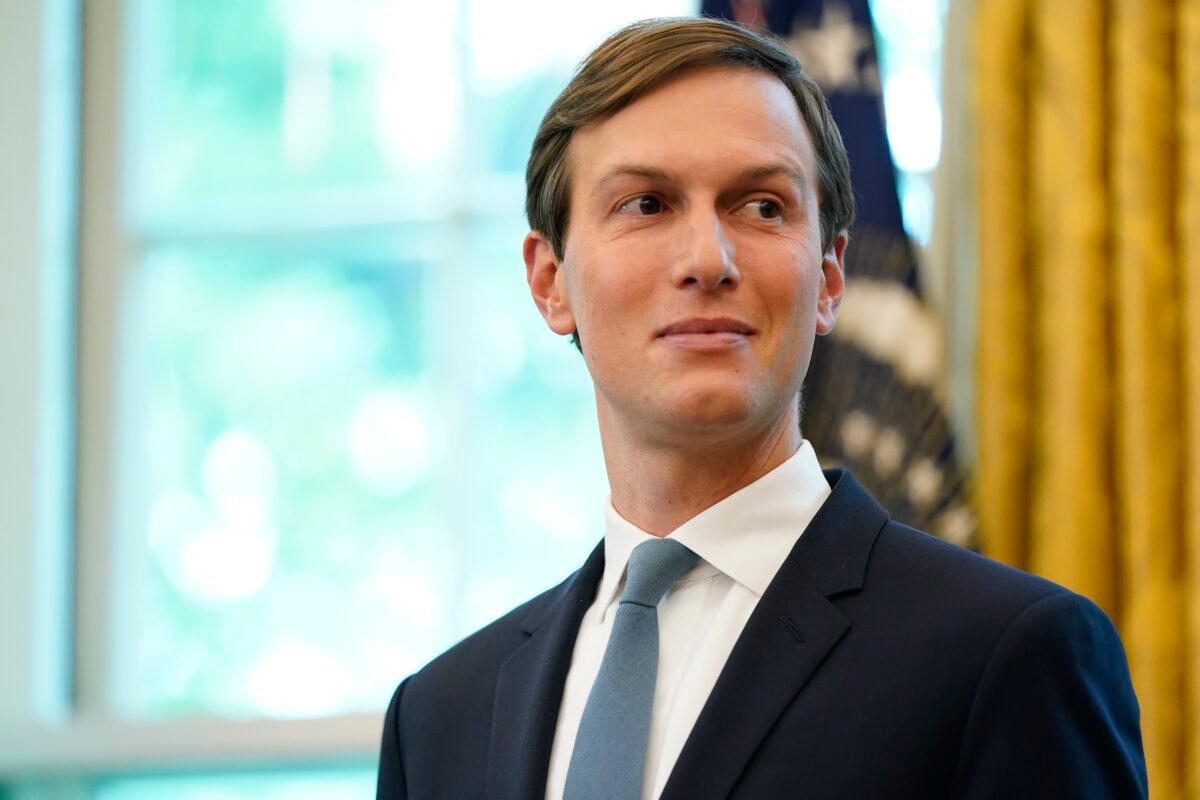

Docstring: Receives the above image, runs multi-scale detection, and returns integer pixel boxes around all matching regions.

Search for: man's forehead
[565,68,816,200]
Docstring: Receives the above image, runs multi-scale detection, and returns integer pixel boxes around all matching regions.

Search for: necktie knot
[620,538,700,608]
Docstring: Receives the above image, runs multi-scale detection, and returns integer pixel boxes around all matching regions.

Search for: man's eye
[619,195,663,215]
[749,199,781,219]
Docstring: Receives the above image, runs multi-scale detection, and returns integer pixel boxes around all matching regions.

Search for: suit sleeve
[376,677,410,800]
[951,591,1148,799]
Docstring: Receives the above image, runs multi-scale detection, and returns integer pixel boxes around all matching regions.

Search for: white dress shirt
[544,441,832,800]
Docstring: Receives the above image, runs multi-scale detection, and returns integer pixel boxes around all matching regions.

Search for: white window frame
[1,0,82,763]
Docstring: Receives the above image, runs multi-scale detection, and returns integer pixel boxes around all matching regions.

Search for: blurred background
[2,0,1197,797]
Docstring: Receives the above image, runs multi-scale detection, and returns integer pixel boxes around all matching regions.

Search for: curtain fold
[1028,0,1116,610]
[1181,2,1200,794]
[976,0,1200,795]
[1113,1,1186,795]
[975,0,1030,570]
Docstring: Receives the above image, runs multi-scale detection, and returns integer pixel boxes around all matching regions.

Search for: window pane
[118,230,602,718]
[123,243,443,718]
[133,0,463,215]
[132,0,698,223]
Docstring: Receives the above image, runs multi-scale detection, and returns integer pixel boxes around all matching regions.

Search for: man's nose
[670,209,740,291]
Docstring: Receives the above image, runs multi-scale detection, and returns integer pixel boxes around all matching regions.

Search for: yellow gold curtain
[976,0,1200,796]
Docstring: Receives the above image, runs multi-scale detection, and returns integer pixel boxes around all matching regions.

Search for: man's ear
[815,231,848,335]
[524,231,577,337]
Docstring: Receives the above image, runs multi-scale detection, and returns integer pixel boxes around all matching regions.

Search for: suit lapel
[486,541,605,800]
[660,469,889,800]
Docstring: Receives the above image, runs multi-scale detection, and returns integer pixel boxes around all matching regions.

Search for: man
[376,17,1147,800]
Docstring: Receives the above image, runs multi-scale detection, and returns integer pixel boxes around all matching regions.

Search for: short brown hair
[525,16,856,262]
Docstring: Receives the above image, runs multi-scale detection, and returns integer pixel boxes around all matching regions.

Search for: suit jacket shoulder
[770,517,1147,799]
[868,518,1069,625]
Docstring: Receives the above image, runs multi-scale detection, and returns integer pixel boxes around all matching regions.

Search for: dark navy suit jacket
[376,469,1147,799]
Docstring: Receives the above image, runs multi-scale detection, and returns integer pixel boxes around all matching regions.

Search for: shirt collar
[595,441,831,620]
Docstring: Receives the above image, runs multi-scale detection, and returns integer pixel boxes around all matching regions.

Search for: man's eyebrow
[733,162,809,192]
[588,162,809,202]
[589,165,679,201]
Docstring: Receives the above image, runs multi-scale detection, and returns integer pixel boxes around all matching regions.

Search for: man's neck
[600,404,803,537]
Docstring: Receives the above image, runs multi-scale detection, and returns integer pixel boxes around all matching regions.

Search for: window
[2,0,949,794]
[869,0,947,245]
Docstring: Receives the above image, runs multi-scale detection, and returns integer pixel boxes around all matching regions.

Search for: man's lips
[656,317,758,337]
[656,317,758,351]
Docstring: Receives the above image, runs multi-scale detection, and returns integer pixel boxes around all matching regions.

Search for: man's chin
[650,388,762,434]
[596,372,794,440]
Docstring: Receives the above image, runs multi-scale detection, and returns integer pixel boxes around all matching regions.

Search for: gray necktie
[563,537,701,800]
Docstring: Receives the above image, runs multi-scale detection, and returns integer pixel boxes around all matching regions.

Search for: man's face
[526,66,846,442]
